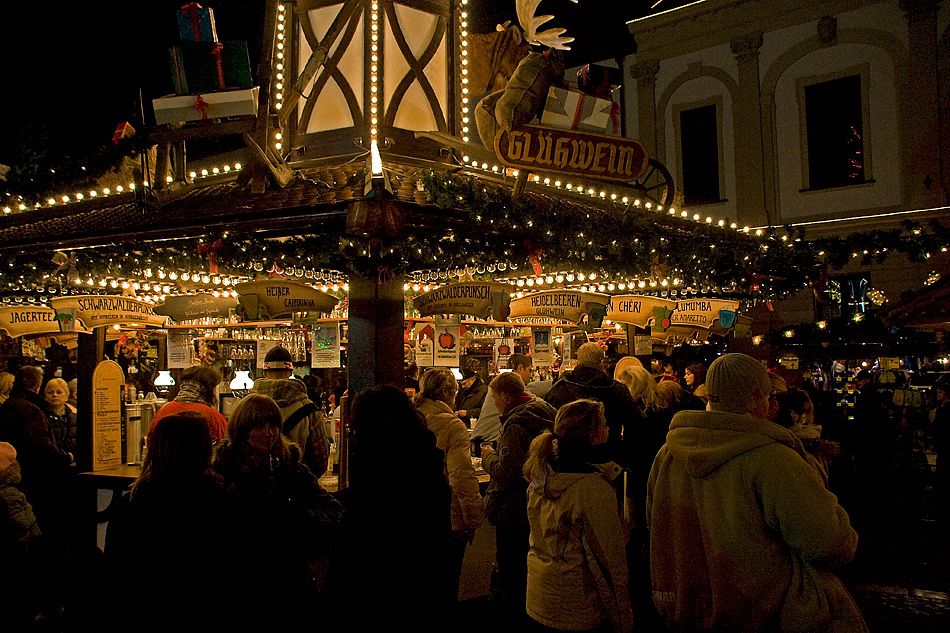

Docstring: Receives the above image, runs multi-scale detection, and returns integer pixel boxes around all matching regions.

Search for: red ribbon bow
[211,43,226,91]
[192,95,210,119]
[378,266,394,285]
[197,239,223,274]
[181,3,205,42]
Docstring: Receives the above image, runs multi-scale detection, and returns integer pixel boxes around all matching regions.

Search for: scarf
[175,380,210,405]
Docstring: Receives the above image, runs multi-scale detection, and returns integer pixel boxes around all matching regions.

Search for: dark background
[0,1,688,181]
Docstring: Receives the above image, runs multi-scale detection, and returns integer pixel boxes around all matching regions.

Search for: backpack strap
[283,401,317,436]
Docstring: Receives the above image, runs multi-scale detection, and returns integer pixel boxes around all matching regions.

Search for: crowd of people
[3,342,947,632]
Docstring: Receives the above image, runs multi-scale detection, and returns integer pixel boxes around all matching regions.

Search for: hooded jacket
[545,363,644,467]
[525,463,633,633]
[0,441,41,560]
[647,409,866,633]
[483,397,556,527]
[253,378,330,478]
[416,398,484,532]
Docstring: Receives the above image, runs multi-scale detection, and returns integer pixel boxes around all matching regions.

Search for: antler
[516,0,576,50]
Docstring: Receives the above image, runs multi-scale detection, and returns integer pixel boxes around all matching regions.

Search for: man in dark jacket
[454,365,488,428]
[481,372,556,620]
[545,342,644,469]
[0,367,73,528]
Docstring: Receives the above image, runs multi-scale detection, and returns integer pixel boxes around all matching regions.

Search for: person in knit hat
[148,366,227,447]
[647,353,866,633]
[253,346,329,478]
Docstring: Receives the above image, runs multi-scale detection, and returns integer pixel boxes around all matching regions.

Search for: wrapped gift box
[540,84,621,135]
[178,3,218,43]
[169,41,254,95]
[576,64,622,99]
[152,87,259,125]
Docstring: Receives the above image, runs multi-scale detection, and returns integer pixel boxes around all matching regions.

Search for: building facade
[625,0,950,328]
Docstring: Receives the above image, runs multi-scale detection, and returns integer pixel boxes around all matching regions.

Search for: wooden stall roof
[876,275,950,330]
[0,155,689,255]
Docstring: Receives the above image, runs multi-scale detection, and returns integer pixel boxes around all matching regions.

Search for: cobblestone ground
[838,447,950,632]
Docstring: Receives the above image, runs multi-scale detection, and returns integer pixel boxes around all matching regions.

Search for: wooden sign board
[50,296,167,329]
[92,360,124,471]
[154,293,238,322]
[0,306,89,337]
[235,280,338,320]
[495,124,650,183]
[509,290,609,324]
[413,282,512,320]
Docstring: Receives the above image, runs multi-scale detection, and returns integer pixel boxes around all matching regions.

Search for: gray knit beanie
[705,353,771,414]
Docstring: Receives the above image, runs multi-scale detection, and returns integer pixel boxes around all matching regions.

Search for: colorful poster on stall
[412,282,512,320]
[416,336,434,367]
[167,331,193,368]
[50,295,167,329]
[434,326,461,367]
[531,327,553,367]
[256,340,278,369]
[310,324,341,368]
[494,338,515,369]
[412,322,436,367]
[92,360,124,471]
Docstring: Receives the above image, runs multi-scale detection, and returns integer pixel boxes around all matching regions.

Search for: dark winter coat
[0,388,72,515]
[324,424,452,631]
[483,398,556,527]
[103,473,238,630]
[545,364,645,468]
[212,440,343,625]
[455,376,488,427]
[46,405,77,455]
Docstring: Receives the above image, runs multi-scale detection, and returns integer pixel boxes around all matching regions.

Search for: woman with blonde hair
[413,368,484,605]
[523,399,633,633]
[617,365,659,412]
[212,393,342,626]
[0,372,14,404]
[43,378,76,454]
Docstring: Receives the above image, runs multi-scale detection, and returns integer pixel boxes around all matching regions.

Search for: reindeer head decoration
[517,0,577,50]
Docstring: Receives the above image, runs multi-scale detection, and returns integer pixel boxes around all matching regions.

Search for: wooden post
[76,328,105,549]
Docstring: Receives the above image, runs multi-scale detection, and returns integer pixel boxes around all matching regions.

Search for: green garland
[2,170,950,304]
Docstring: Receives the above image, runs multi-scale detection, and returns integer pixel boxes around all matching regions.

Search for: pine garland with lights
[3,171,950,305]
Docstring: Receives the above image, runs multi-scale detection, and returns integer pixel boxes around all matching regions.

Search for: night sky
[0,1,682,178]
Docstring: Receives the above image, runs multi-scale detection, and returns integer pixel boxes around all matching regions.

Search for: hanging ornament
[197,239,224,274]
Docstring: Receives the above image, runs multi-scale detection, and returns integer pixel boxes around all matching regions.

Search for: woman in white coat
[413,368,484,605]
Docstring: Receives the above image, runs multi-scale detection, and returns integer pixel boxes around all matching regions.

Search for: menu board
[92,360,124,470]
[167,331,193,368]
[311,324,341,368]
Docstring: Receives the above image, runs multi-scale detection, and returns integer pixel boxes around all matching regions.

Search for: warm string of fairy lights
[459,1,470,142]
[274,3,288,152]
[370,2,381,142]
[457,154,753,232]
[2,164,244,215]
